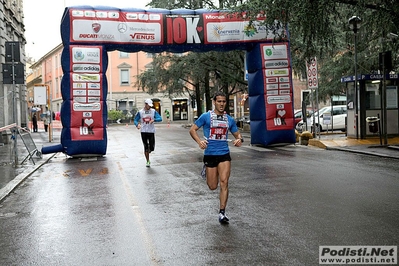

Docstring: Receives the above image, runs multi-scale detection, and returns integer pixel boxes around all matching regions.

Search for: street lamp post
[349,16,361,139]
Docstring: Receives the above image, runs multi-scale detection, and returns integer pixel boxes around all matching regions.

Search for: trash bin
[366,117,379,133]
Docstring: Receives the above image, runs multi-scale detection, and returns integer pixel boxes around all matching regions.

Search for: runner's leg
[217,160,231,210]
[206,166,219,190]
[141,133,150,162]
[148,133,155,152]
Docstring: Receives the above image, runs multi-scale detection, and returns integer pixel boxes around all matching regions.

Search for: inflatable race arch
[42,5,296,156]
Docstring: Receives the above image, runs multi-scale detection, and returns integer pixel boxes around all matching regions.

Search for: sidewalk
[1,126,399,202]
[0,128,60,201]
[308,133,399,159]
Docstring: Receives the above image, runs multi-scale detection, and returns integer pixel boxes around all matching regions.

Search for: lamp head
[348,16,361,33]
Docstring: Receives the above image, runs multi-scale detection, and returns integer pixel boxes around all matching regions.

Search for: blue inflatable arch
[42,5,296,156]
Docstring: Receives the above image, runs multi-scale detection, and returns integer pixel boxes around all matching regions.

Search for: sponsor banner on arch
[69,45,104,141]
[261,43,294,130]
[67,7,279,46]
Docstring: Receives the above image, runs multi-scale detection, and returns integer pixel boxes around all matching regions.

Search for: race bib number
[142,116,151,124]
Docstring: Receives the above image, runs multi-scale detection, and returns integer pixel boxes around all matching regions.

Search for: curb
[325,146,399,159]
[308,139,327,149]
[0,153,57,203]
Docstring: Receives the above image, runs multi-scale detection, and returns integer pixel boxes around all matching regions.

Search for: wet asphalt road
[0,124,398,265]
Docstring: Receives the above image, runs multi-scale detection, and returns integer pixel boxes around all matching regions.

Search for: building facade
[0,0,26,142]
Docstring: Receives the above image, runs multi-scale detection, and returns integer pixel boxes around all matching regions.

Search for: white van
[298,105,347,133]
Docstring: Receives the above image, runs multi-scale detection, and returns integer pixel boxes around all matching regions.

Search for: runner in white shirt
[134,99,162,167]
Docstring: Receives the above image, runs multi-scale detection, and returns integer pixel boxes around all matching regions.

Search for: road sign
[323,113,331,125]
[306,57,318,89]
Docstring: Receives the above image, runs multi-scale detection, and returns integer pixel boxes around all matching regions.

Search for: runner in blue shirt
[189,91,243,224]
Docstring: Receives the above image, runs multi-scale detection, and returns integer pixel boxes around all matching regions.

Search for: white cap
[144,99,153,107]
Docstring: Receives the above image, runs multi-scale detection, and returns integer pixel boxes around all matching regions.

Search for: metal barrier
[18,127,42,165]
[0,124,42,165]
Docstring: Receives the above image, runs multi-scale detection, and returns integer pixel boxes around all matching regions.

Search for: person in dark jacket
[32,113,38,132]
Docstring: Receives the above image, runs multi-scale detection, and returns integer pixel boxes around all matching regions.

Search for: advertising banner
[67,8,280,47]
[69,46,104,141]
[261,43,294,131]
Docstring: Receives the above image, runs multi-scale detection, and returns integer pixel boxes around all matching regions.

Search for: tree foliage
[138,0,399,105]
[234,0,399,100]
[136,51,247,115]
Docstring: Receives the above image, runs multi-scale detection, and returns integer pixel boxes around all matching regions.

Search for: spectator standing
[43,107,50,132]
[32,113,38,132]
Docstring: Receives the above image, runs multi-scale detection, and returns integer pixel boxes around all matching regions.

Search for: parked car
[294,109,314,126]
[296,105,347,133]
[235,116,250,127]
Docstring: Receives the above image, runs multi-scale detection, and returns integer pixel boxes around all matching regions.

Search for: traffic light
[379,51,392,73]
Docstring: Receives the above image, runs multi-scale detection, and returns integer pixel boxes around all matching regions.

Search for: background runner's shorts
[203,153,231,168]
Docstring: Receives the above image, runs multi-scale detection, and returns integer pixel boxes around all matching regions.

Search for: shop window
[365,83,381,109]
[386,86,398,108]
[173,99,188,120]
[152,99,161,114]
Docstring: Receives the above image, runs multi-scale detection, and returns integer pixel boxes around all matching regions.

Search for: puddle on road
[0,212,18,218]
[81,157,98,162]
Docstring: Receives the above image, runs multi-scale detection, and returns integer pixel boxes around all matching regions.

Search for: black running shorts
[203,153,231,168]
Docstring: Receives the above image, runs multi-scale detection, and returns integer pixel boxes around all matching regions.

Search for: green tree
[234,0,399,100]
[108,110,125,122]
[136,51,247,116]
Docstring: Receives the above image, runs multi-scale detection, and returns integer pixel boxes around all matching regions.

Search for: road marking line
[117,161,160,265]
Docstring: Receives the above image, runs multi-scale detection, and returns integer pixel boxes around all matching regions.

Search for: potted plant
[300,131,313,145]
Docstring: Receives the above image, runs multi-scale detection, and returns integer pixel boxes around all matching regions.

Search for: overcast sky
[23,0,151,61]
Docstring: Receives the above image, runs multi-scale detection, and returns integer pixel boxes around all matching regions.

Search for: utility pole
[2,42,24,166]
[379,32,397,144]
[349,16,361,139]
[382,52,388,145]
[11,45,18,164]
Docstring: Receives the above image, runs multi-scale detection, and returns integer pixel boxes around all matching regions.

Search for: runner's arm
[189,124,208,149]
[231,131,243,147]
[134,112,141,128]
